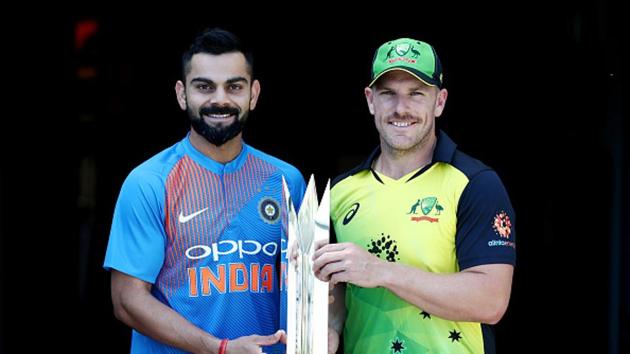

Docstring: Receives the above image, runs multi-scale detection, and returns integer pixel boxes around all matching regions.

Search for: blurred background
[1,2,628,352]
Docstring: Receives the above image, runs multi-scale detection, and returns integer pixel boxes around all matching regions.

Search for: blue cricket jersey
[104,135,305,353]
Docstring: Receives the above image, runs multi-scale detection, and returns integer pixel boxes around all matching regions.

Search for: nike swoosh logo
[178,208,208,223]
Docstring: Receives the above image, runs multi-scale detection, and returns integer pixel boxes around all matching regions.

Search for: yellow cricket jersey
[331,130,516,354]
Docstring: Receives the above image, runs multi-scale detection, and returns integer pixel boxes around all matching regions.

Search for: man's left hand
[312,242,384,288]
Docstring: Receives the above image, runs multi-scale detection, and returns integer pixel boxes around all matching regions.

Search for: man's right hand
[227,331,284,353]
[328,327,340,354]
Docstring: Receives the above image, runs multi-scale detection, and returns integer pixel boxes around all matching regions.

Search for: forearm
[111,271,220,353]
[115,290,220,353]
[376,262,513,324]
[313,243,512,324]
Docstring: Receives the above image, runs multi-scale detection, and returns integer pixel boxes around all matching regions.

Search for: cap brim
[369,67,438,88]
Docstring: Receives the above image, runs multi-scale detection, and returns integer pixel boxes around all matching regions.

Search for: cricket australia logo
[386,41,421,63]
[258,197,280,224]
[408,196,443,223]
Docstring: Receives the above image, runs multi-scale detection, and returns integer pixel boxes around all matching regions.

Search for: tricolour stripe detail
[156,154,278,299]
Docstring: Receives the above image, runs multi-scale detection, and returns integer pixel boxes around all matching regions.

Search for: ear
[434,88,448,117]
[249,79,261,110]
[175,80,187,111]
[364,86,375,115]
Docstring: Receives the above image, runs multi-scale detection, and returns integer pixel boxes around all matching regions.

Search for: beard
[188,104,248,146]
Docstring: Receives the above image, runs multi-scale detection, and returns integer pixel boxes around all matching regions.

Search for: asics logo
[343,203,360,225]
[178,208,208,223]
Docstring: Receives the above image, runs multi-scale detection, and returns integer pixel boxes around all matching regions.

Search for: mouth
[202,113,237,122]
[199,105,240,123]
[389,121,416,128]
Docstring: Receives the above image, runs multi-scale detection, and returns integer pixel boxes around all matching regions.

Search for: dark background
[1,3,628,353]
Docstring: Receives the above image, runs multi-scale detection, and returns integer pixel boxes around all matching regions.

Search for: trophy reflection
[282,175,329,354]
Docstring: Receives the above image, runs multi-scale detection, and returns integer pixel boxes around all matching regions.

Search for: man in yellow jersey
[313,37,516,353]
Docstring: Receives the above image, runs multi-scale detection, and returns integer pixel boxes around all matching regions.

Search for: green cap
[369,38,443,88]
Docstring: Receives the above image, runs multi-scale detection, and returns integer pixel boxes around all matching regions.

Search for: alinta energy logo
[407,196,443,223]
[367,233,400,262]
[489,210,515,248]
[493,211,512,238]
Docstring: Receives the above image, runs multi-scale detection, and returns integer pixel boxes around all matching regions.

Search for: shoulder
[246,145,304,183]
[124,140,186,189]
[447,149,511,201]
[449,149,493,181]
[331,164,365,189]
[447,149,512,210]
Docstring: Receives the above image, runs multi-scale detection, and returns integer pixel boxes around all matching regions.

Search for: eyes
[195,83,212,91]
[194,83,245,93]
[227,83,244,92]
[380,90,425,97]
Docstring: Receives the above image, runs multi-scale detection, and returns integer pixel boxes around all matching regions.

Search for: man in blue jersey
[104,28,306,354]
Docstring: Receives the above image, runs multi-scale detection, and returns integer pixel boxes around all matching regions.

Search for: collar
[358,129,458,172]
[182,134,249,174]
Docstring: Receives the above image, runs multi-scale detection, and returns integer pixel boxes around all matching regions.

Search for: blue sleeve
[455,170,516,270]
[103,168,167,283]
[287,168,307,211]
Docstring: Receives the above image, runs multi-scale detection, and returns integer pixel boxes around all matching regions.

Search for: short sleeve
[455,170,516,270]
[103,169,167,283]
[286,168,307,211]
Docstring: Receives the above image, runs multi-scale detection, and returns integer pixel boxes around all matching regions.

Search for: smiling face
[365,70,447,154]
[175,52,260,146]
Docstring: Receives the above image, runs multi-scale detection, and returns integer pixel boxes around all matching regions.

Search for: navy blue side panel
[482,324,496,354]
[455,170,516,269]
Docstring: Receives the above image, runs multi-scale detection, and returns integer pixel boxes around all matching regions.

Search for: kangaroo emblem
[386,46,396,59]
[407,199,421,214]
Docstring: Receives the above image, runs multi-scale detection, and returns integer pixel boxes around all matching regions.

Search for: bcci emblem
[408,196,443,223]
[258,197,280,224]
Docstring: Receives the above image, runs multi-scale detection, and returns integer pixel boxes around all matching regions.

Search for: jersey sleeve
[103,169,167,283]
[287,168,307,211]
[455,170,516,270]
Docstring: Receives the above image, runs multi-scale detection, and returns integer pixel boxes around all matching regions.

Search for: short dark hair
[181,28,254,81]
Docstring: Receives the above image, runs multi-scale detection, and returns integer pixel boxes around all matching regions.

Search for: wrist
[218,338,228,354]
[376,260,395,288]
[200,336,221,354]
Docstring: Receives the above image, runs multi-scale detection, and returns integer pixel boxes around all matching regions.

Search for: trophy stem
[282,176,330,354]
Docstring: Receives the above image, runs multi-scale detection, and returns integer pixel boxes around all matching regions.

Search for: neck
[374,134,437,180]
[189,129,243,164]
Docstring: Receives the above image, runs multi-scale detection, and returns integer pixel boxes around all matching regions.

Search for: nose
[210,87,230,106]
[394,96,412,117]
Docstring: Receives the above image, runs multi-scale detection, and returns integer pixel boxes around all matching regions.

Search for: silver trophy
[282,175,330,354]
